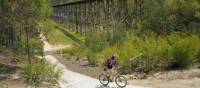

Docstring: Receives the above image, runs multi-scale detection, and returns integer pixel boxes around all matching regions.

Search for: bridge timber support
[52,0,144,36]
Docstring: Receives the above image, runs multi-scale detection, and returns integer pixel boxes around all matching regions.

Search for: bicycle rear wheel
[115,75,127,88]
[99,74,110,86]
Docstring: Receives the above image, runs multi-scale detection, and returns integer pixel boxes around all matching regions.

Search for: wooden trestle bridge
[52,0,144,36]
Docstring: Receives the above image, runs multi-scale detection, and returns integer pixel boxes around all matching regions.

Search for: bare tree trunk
[26,28,31,64]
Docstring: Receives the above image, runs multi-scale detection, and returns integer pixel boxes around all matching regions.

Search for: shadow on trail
[95,85,122,88]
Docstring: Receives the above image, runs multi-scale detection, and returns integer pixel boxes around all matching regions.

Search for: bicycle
[99,68,127,88]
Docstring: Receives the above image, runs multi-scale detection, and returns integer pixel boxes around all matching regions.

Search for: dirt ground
[0,79,52,88]
[0,50,24,88]
[55,54,200,88]
[129,78,200,88]
[128,70,200,88]
[0,50,51,88]
[0,79,25,88]
[55,54,104,79]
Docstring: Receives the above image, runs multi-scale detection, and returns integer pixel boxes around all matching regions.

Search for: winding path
[41,35,150,88]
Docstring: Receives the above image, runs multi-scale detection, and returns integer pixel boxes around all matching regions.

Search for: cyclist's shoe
[109,78,113,82]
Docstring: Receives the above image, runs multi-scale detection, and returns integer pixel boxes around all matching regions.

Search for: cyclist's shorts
[107,65,113,69]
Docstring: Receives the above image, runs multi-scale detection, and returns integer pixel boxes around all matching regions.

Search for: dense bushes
[77,32,200,73]
[22,59,62,87]
[30,37,44,56]
[86,49,98,66]
[170,36,200,69]
[197,48,200,63]
[141,0,200,35]
[85,32,108,53]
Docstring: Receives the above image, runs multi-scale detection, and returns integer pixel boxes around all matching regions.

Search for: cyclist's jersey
[106,59,116,69]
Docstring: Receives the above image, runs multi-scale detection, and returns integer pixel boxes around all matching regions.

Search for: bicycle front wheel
[115,75,127,88]
[99,74,110,86]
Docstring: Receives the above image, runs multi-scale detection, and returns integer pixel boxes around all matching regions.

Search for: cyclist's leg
[109,68,115,81]
[107,69,112,80]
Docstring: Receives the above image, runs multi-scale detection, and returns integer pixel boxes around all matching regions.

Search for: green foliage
[81,32,200,73]
[100,45,118,59]
[112,25,127,45]
[142,0,168,34]
[30,37,44,56]
[170,35,200,69]
[61,45,86,58]
[40,20,74,45]
[51,0,200,73]
[22,59,62,87]
[0,0,53,64]
[85,24,127,53]
[86,49,98,66]
[38,0,52,19]
[51,0,80,5]
[117,39,138,68]
[85,32,108,53]
[115,34,170,72]
[197,50,200,63]
[121,34,198,72]
[62,46,77,56]
[69,31,86,42]
[141,0,200,34]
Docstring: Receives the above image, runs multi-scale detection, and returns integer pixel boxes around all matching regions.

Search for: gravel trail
[41,35,150,88]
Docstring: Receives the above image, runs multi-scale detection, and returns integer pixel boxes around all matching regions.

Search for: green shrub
[30,37,44,56]
[119,34,172,72]
[73,46,87,58]
[82,32,200,73]
[61,46,77,56]
[141,0,200,34]
[61,45,87,61]
[155,38,172,69]
[117,40,141,72]
[170,35,200,69]
[85,32,109,53]
[197,50,200,63]
[133,36,165,72]
[98,45,120,66]
[100,45,118,60]
[112,26,127,45]
[22,59,62,87]
[86,49,98,66]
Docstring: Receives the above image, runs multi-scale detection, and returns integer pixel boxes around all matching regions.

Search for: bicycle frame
[104,68,119,81]
[100,68,128,88]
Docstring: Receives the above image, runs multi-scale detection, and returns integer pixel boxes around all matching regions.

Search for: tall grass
[81,32,200,73]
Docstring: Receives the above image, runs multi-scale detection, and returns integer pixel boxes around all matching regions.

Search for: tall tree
[0,0,52,64]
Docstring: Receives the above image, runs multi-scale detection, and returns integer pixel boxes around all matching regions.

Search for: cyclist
[105,54,118,81]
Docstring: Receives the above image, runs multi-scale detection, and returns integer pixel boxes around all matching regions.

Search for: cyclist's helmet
[112,53,118,59]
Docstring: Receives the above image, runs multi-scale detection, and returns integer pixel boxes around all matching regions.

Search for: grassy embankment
[39,20,79,45]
